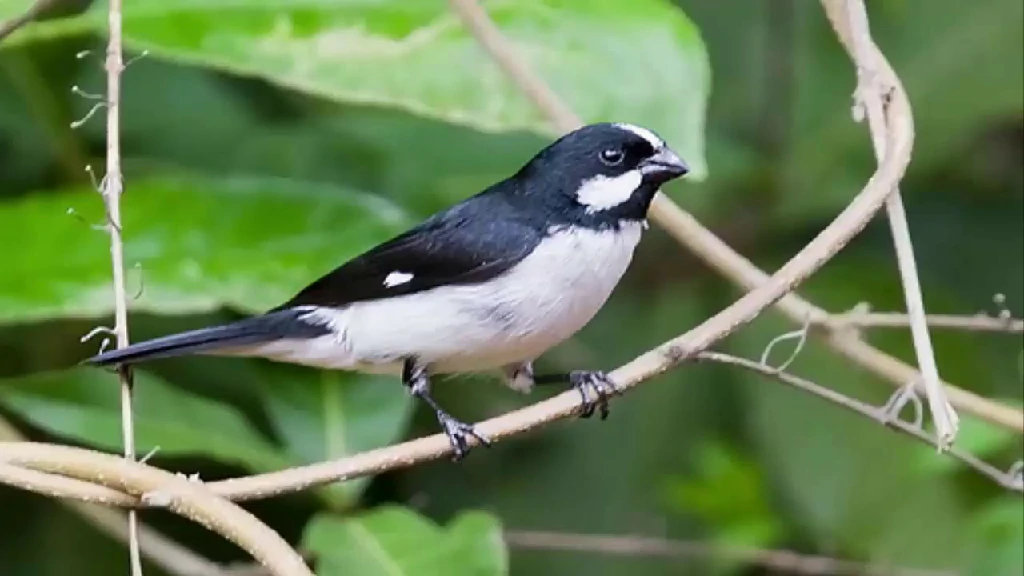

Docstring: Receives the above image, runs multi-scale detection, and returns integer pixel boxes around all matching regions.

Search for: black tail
[85,308,330,367]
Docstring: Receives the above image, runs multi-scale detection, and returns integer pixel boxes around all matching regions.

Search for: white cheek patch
[576,170,643,212]
[613,123,664,150]
[383,271,414,287]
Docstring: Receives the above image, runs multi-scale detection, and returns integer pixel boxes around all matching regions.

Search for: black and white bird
[87,122,689,459]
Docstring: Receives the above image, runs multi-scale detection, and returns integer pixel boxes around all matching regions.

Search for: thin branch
[696,352,1023,493]
[449,0,1023,434]
[0,417,234,576]
[0,0,60,42]
[447,0,578,133]
[504,530,957,576]
[823,311,1024,333]
[837,0,958,447]
[0,443,313,576]
[99,0,145,572]
[66,502,234,576]
[0,460,136,505]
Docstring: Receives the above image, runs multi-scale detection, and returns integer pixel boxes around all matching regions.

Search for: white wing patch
[613,123,664,150]
[383,271,414,287]
[576,171,643,212]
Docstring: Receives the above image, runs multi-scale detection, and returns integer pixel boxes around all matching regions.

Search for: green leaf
[0,176,407,323]
[258,364,414,505]
[303,506,507,576]
[0,368,289,471]
[4,0,710,179]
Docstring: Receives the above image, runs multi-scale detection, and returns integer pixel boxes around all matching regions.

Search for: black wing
[275,194,543,310]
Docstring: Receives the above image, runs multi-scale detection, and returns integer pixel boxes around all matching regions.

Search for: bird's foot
[569,370,620,420]
[436,411,491,462]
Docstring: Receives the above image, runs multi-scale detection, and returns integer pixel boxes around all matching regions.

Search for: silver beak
[640,147,689,179]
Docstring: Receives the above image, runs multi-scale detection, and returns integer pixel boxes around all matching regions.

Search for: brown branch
[0,0,60,42]
[837,0,957,446]
[98,0,143,571]
[0,417,235,576]
[448,0,1023,434]
[67,502,234,576]
[696,352,1023,493]
[0,443,313,576]
[822,311,1024,334]
[0,460,135,505]
[504,530,958,576]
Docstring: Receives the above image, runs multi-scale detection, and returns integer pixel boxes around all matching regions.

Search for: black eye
[599,148,624,166]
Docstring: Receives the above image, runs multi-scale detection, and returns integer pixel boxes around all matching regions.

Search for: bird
[86,122,690,460]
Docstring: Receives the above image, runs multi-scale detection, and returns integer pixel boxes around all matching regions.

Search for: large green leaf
[303,506,507,576]
[3,0,710,178]
[0,367,289,471]
[258,364,414,505]
[0,176,407,323]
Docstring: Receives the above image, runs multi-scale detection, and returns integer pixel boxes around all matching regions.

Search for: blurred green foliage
[0,0,1021,575]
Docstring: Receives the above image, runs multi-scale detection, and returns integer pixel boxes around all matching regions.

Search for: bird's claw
[569,370,620,420]
[437,411,491,461]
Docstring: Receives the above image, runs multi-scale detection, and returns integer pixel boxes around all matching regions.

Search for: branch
[0,443,313,576]
[98,0,145,571]
[822,310,1024,334]
[696,352,1023,493]
[66,502,234,576]
[0,0,61,42]
[505,530,957,576]
[448,0,1023,434]
[0,416,236,576]
[839,0,957,446]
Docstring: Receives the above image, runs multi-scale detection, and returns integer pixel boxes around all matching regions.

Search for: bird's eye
[599,148,624,166]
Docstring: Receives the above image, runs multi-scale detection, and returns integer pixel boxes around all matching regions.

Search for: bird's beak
[640,147,689,179]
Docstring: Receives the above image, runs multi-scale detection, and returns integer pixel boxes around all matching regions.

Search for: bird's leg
[402,358,491,461]
[533,371,621,420]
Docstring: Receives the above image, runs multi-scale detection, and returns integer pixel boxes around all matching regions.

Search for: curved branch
[448,0,1023,434]
[0,443,312,576]
[696,353,1023,493]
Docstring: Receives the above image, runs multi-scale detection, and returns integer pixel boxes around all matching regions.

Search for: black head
[508,122,689,229]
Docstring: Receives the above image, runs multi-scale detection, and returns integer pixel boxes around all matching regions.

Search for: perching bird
[87,122,689,459]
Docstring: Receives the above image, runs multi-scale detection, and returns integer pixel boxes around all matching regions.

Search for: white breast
[251,223,643,374]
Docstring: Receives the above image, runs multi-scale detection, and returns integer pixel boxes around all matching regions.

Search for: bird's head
[515,122,689,228]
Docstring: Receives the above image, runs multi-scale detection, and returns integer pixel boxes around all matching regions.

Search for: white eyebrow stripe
[383,271,414,287]
[613,123,664,150]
